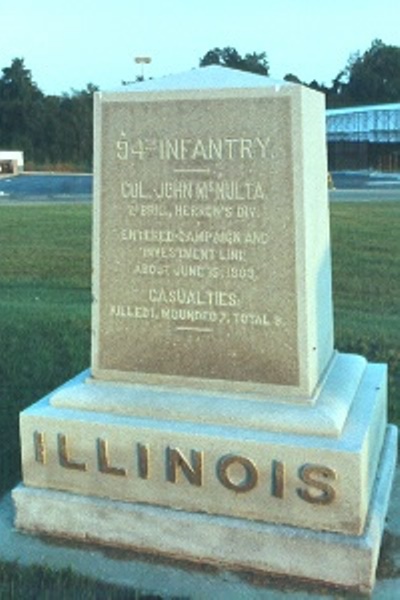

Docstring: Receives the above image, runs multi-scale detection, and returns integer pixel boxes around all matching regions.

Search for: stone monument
[13,66,397,593]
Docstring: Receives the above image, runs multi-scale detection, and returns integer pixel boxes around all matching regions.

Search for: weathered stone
[20,356,388,535]
[13,66,397,593]
[13,425,398,594]
[91,70,333,399]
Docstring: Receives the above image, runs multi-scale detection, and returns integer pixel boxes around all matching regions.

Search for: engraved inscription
[137,443,150,480]
[297,464,337,505]
[97,438,127,477]
[34,432,338,507]
[166,447,203,487]
[122,180,266,202]
[116,136,272,163]
[217,454,259,493]
[97,96,298,385]
[272,460,286,499]
[57,433,87,472]
[34,431,46,464]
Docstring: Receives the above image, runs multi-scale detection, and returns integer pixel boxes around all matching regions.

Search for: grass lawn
[330,201,400,423]
[0,562,177,599]
[0,199,398,595]
[0,204,92,493]
[0,200,399,493]
[332,201,400,343]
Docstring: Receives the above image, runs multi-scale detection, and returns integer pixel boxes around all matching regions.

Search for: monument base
[13,354,398,592]
[13,424,397,593]
[14,355,393,535]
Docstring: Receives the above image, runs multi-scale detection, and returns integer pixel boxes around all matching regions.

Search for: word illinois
[33,432,337,506]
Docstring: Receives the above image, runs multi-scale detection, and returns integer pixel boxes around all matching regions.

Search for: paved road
[331,170,400,190]
[0,173,92,202]
[330,171,400,201]
[1,172,400,204]
[330,189,400,202]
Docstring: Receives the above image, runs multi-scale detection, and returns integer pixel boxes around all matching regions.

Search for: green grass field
[331,201,400,423]
[0,562,178,599]
[0,204,92,492]
[0,201,399,496]
[0,199,399,596]
[0,202,400,489]
[332,201,400,343]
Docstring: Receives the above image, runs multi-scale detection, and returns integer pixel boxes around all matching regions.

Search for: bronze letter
[297,464,337,505]
[57,434,87,471]
[97,438,127,476]
[34,431,46,464]
[272,460,285,498]
[137,443,150,479]
[166,447,203,486]
[217,454,258,493]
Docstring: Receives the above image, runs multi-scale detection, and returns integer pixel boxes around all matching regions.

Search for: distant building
[326,103,400,171]
[0,150,24,174]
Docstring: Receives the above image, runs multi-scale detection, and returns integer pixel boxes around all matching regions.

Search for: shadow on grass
[0,561,187,600]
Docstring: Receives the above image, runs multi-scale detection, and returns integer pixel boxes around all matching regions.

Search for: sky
[1,0,399,96]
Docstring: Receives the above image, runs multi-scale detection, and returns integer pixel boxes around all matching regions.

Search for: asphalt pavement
[1,171,400,204]
[0,172,92,202]
[330,170,400,201]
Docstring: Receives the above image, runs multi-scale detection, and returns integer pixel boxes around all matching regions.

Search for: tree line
[1,40,399,171]
[0,58,95,171]
[200,40,400,108]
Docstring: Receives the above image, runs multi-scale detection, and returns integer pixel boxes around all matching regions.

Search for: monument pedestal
[13,425,397,593]
[12,67,398,594]
[13,352,397,591]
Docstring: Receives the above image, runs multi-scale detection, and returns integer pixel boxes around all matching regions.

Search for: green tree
[0,57,42,102]
[199,47,269,76]
[337,39,400,105]
[284,73,303,84]
[0,57,97,169]
[0,58,44,155]
[61,84,98,169]
[307,80,330,95]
